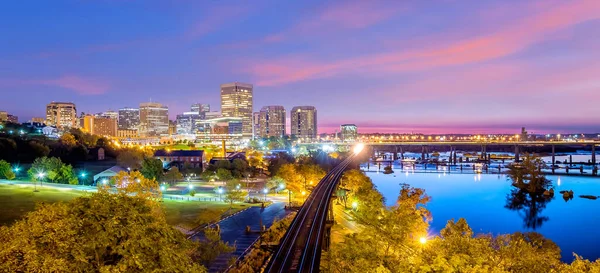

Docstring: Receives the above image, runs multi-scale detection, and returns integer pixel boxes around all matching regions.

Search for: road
[193,202,290,273]
[265,155,354,273]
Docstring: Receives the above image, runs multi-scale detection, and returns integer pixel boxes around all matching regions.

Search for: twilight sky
[1,0,599,134]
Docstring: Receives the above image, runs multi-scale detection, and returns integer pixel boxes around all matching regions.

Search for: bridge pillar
[481,145,485,160]
[569,155,573,167]
[552,145,556,174]
[400,146,404,160]
[514,145,520,162]
[592,144,596,166]
[453,149,458,166]
[393,146,398,161]
[323,196,336,251]
[421,145,426,161]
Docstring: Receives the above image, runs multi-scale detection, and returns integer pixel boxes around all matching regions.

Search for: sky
[1,0,599,134]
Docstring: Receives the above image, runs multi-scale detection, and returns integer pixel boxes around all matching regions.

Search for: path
[193,202,290,273]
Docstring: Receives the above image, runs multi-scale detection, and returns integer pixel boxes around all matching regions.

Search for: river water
[362,163,600,262]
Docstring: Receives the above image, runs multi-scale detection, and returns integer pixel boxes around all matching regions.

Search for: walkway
[194,202,290,273]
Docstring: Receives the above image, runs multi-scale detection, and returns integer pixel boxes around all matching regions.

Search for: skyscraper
[291,106,317,140]
[258,106,286,138]
[252,112,260,139]
[220,82,253,137]
[81,114,117,137]
[139,102,168,136]
[118,108,140,130]
[191,103,210,114]
[100,110,118,120]
[46,102,78,129]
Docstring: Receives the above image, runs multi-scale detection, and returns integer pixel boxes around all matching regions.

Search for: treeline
[0,128,116,165]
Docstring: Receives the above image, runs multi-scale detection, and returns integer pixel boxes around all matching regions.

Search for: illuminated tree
[59,132,77,147]
[0,191,206,272]
[140,157,164,181]
[164,167,183,185]
[223,180,248,207]
[0,160,15,180]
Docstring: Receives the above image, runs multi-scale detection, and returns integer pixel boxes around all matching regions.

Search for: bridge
[265,145,363,272]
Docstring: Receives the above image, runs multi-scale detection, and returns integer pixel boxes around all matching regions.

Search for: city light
[419,236,427,245]
[279,183,285,190]
[37,172,45,179]
[352,201,358,209]
[263,188,269,194]
[101,179,108,185]
[188,184,194,190]
[354,143,365,154]
[301,191,307,196]
[160,185,166,191]
[217,188,223,194]
[13,167,20,173]
[80,172,87,178]
[236,184,241,190]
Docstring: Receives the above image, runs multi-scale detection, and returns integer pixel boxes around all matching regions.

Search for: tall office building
[291,106,317,140]
[139,102,168,136]
[258,106,286,137]
[191,103,210,114]
[118,108,140,130]
[340,124,358,142]
[176,112,203,135]
[220,82,253,137]
[46,102,78,129]
[0,111,7,123]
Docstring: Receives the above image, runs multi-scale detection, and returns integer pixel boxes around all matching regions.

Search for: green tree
[231,158,249,178]
[27,157,77,184]
[0,160,15,180]
[216,168,233,182]
[141,157,164,181]
[507,154,551,193]
[0,191,206,272]
[193,228,234,267]
[164,167,183,185]
[223,180,248,207]
[276,163,303,198]
[29,141,50,158]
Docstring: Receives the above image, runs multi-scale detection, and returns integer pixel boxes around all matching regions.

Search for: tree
[27,157,77,184]
[223,180,248,207]
[231,158,249,178]
[193,228,234,268]
[216,168,233,182]
[59,132,77,147]
[28,141,50,158]
[116,149,143,170]
[109,170,161,200]
[296,163,326,190]
[507,154,551,193]
[0,160,15,180]
[0,191,206,272]
[276,164,302,197]
[164,167,183,185]
[141,157,164,181]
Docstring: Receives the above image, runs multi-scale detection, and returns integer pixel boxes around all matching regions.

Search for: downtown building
[257,106,286,138]
[176,111,203,135]
[340,124,358,142]
[139,102,169,137]
[81,114,118,137]
[220,82,253,138]
[118,107,140,130]
[46,102,78,129]
[291,106,317,140]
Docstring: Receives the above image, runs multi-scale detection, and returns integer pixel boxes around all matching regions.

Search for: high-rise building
[205,111,222,120]
[220,82,253,137]
[176,112,203,135]
[139,102,169,136]
[291,106,317,140]
[191,103,210,114]
[118,108,140,130]
[46,102,78,129]
[340,124,358,142]
[80,114,117,137]
[258,106,286,138]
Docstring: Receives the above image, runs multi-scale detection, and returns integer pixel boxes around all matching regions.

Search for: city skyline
[1,1,600,134]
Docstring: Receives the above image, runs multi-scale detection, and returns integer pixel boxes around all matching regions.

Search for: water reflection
[505,188,553,229]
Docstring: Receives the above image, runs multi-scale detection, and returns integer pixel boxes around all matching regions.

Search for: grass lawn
[0,184,87,226]
[0,184,257,229]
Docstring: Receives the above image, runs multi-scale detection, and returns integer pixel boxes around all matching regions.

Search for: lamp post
[80,171,87,185]
[217,187,224,201]
[263,188,268,202]
[35,172,45,192]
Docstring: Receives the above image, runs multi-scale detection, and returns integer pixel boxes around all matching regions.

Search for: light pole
[217,187,224,201]
[80,171,87,185]
[263,188,268,202]
[35,172,45,192]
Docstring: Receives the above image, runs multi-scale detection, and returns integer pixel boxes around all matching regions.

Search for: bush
[190,189,196,197]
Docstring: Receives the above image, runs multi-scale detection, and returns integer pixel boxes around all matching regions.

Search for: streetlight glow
[352,201,358,209]
[419,236,427,245]
[37,172,45,179]
[102,179,108,185]
[263,188,269,194]
[354,143,365,154]
[188,184,194,190]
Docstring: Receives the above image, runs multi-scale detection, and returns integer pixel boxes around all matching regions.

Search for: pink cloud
[0,75,110,95]
[185,5,249,39]
[245,0,600,86]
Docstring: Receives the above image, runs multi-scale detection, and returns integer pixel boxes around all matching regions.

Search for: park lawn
[0,184,257,229]
[0,184,87,226]
[162,200,257,229]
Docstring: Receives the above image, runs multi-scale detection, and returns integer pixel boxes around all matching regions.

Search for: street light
[419,236,427,245]
[35,172,45,192]
[352,201,358,211]
[263,188,268,202]
[101,179,108,185]
[354,143,365,154]
[217,187,224,201]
